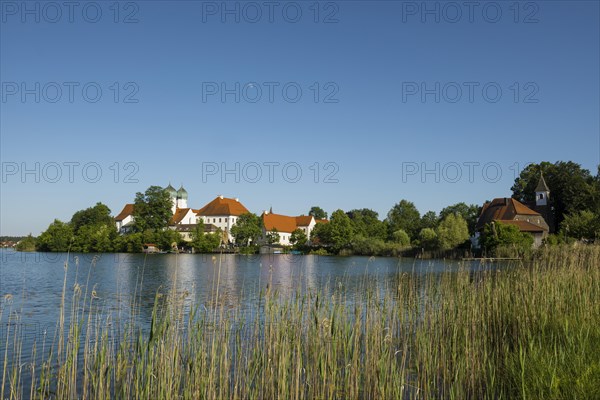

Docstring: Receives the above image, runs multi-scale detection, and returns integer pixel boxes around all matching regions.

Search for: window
[219,218,222,223]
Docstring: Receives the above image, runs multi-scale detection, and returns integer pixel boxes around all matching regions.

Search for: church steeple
[165,183,178,213]
[177,185,188,209]
[535,172,550,207]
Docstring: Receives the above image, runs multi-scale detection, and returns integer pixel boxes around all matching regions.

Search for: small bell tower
[535,172,550,207]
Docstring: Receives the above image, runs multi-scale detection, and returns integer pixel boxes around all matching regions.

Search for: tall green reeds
[1,244,599,399]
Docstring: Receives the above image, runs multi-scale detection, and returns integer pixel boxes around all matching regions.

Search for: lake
[0,249,512,398]
[0,249,497,352]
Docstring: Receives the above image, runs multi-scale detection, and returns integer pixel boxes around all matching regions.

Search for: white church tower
[165,184,178,213]
[165,184,189,213]
[535,173,550,207]
[176,185,188,209]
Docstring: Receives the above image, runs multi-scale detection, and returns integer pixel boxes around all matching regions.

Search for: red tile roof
[511,198,540,216]
[496,220,546,232]
[295,215,314,227]
[263,213,298,233]
[263,213,315,232]
[196,196,249,217]
[315,219,329,224]
[115,204,134,221]
[170,208,194,225]
[476,198,544,231]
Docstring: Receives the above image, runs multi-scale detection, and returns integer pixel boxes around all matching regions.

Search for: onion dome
[177,185,188,200]
[165,183,178,197]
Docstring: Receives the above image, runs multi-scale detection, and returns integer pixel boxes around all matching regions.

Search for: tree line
[18,161,600,256]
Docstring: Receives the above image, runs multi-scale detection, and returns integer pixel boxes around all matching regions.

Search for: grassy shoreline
[1,245,599,399]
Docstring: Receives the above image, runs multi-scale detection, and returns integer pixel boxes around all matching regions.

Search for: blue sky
[1,0,599,236]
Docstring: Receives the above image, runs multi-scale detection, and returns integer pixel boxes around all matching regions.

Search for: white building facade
[196,195,250,243]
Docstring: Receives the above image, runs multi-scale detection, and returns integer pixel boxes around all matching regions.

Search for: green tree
[153,229,183,251]
[436,213,470,250]
[392,229,411,246]
[328,210,355,253]
[420,211,439,230]
[230,213,263,246]
[133,186,173,232]
[15,234,36,252]
[114,232,144,253]
[346,208,387,240]
[73,224,115,252]
[351,236,386,256]
[386,200,421,240]
[309,206,328,220]
[560,210,599,240]
[71,202,113,233]
[37,220,74,252]
[200,232,221,252]
[290,228,308,250]
[191,225,222,253]
[418,228,438,250]
[482,222,534,255]
[511,161,596,232]
[310,222,332,246]
[70,202,118,252]
[266,228,281,245]
[439,203,481,235]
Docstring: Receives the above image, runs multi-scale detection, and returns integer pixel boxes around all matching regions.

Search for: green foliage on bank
[28,160,600,255]
[15,234,36,251]
[482,221,534,257]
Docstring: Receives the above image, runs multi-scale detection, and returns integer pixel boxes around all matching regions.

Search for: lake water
[0,249,499,394]
[0,250,484,329]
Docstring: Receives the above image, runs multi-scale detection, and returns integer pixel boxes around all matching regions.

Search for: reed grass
[1,245,599,399]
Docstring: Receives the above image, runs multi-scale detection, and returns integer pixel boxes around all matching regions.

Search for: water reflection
[1,250,502,362]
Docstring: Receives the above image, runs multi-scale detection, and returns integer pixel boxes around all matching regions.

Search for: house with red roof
[196,195,250,243]
[114,187,248,244]
[475,197,549,248]
[261,210,317,246]
[475,175,552,248]
[168,207,202,241]
[115,204,135,233]
[116,184,191,234]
